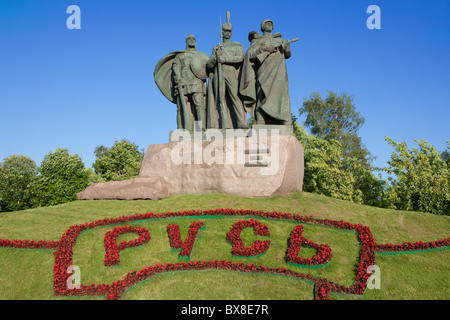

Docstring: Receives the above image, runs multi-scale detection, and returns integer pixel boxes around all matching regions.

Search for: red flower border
[0,239,58,250]
[0,208,449,300]
[375,238,450,253]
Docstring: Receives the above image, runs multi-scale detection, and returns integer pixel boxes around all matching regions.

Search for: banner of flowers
[0,208,449,300]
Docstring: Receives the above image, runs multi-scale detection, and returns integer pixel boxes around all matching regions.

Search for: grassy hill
[0,191,448,300]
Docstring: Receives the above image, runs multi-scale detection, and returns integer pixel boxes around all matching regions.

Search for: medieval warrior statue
[206,11,248,130]
[153,15,298,132]
[154,34,209,132]
[239,19,298,125]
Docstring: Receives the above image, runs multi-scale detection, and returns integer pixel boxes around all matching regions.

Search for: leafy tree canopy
[292,116,386,207]
[38,148,89,207]
[0,154,38,212]
[299,91,373,167]
[92,139,143,182]
[300,91,365,140]
[383,137,449,215]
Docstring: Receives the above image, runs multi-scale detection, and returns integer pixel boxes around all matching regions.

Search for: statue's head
[186,33,196,49]
[222,22,232,39]
[222,11,232,40]
[261,19,274,33]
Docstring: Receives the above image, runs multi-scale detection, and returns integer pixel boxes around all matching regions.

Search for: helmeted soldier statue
[239,19,297,126]
[206,11,248,129]
[154,34,209,132]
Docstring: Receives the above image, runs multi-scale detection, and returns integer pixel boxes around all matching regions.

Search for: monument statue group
[77,12,304,201]
[154,13,298,133]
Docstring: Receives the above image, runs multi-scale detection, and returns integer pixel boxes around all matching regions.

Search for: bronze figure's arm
[172,56,182,86]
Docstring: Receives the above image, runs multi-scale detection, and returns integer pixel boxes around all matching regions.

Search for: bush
[293,119,385,206]
[92,139,143,181]
[383,138,449,215]
[37,148,89,207]
[0,155,39,212]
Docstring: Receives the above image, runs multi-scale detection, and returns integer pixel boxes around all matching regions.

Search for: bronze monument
[154,34,209,132]
[77,12,304,201]
[206,12,248,130]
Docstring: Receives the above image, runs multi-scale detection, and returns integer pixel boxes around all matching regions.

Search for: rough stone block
[77,134,304,200]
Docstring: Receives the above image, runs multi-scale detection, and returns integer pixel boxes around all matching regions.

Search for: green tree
[299,91,373,167]
[292,116,386,206]
[0,155,39,212]
[92,139,143,181]
[38,148,90,207]
[442,147,450,167]
[384,137,449,215]
[85,167,105,185]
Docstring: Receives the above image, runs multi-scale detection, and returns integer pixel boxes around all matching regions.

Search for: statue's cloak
[153,50,184,104]
[238,49,257,118]
[154,50,209,104]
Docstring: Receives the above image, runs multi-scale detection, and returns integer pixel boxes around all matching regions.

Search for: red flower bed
[104,226,150,266]
[286,225,332,266]
[226,219,271,257]
[0,208,448,300]
[167,221,205,258]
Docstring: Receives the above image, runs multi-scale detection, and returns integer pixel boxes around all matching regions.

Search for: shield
[190,52,209,80]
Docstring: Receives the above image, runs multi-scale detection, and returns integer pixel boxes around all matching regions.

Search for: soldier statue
[206,11,248,129]
[239,19,298,125]
[154,34,209,132]
[154,16,298,132]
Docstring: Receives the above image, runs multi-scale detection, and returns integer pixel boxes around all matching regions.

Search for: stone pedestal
[77,131,304,200]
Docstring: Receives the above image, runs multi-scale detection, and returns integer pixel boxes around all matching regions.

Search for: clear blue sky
[1,0,449,176]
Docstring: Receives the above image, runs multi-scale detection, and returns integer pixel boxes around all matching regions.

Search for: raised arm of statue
[206,47,219,69]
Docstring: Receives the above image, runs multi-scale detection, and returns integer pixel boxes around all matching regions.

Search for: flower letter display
[226,219,271,257]
[104,226,151,266]
[167,221,205,259]
[1,208,448,300]
[286,225,332,267]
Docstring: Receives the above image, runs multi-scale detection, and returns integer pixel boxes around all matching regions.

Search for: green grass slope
[0,191,448,300]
